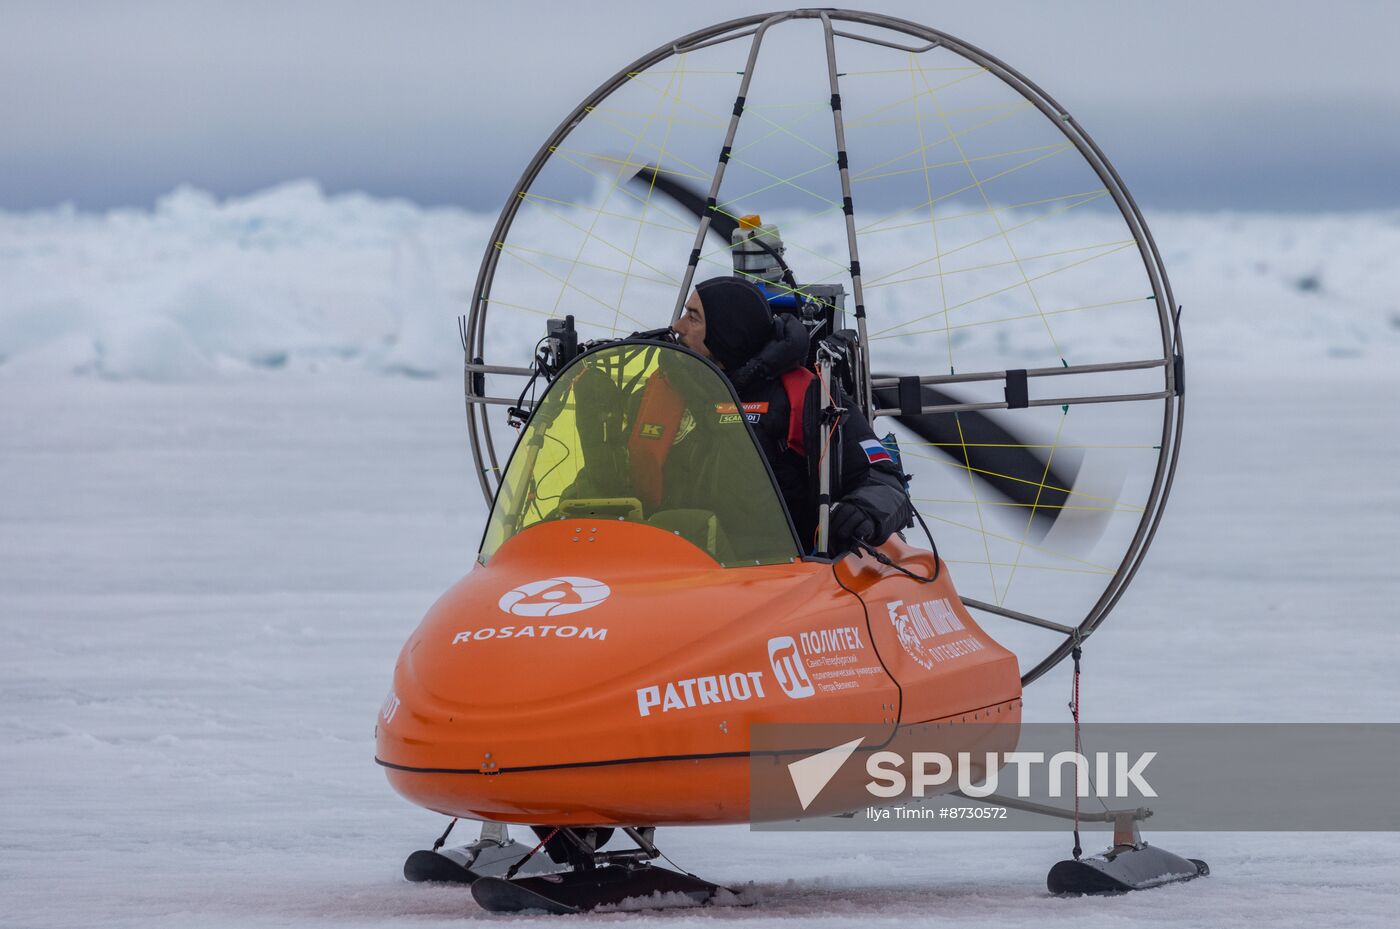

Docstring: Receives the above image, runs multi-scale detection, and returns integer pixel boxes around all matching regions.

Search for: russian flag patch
[859,438,893,465]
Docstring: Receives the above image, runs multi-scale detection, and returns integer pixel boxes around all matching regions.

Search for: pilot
[672,276,913,554]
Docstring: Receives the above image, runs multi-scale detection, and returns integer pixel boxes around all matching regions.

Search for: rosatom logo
[498,577,611,617]
[767,635,815,699]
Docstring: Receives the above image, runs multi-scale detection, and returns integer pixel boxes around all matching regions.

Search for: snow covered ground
[3,366,1397,928]
[1,183,1398,380]
[2,190,1398,926]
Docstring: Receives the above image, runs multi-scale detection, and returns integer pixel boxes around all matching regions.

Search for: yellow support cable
[857,189,1108,238]
[499,242,678,288]
[730,103,836,161]
[869,243,1136,338]
[917,510,1122,574]
[841,67,992,129]
[613,52,690,334]
[521,198,683,291]
[542,149,706,234]
[865,239,1134,291]
[999,409,1070,604]
[910,454,1133,510]
[848,103,1033,180]
[905,51,958,393]
[916,62,1066,363]
[550,147,711,183]
[713,160,841,212]
[905,441,1155,450]
[941,559,1115,577]
[913,497,1144,514]
[853,142,1073,185]
[954,413,1000,603]
[499,242,652,329]
[851,145,1080,242]
[697,205,851,272]
[869,294,1149,341]
[482,298,632,333]
[840,65,985,76]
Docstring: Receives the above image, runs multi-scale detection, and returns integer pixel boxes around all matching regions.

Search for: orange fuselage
[376,520,1021,826]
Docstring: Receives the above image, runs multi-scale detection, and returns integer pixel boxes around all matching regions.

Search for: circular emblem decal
[498,576,611,617]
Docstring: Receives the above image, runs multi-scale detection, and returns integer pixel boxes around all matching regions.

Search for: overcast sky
[3,0,1397,213]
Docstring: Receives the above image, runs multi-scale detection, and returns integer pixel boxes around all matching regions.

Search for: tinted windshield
[481,342,798,566]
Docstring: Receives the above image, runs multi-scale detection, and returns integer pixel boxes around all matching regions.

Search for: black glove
[828,501,875,552]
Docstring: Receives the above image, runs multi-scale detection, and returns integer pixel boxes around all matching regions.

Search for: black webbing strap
[898,376,922,417]
[1004,369,1029,409]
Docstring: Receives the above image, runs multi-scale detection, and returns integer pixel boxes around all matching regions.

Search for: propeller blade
[875,381,1080,538]
[625,164,1085,533]
[625,165,737,243]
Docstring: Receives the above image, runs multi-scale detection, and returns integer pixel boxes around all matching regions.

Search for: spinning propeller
[625,165,1080,537]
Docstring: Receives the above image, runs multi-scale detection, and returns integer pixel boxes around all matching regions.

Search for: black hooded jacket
[725,314,913,553]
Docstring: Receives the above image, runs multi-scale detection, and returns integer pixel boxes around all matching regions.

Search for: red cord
[506,826,561,880]
[1071,644,1083,859]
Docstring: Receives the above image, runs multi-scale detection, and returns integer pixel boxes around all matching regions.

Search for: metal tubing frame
[465,362,535,377]
[870,357,1165,389]
[954,790,1153,826]
[669,13,790,324]
[462,8,1186,688]
[818,11,875,417]
[873,389,1171,418]
[960,597,1076,636]
[815,349,836,553]
[471,396,536,409]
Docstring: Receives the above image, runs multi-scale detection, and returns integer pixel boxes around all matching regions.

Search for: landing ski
[471,864,731,914]
[1048,844,1208,894]
[403,837,557,884]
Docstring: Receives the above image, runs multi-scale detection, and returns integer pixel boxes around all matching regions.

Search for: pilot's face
[674,290,715,363]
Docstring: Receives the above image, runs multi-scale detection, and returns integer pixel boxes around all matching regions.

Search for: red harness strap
[627,370,685,512]
[628,366,813,510]
[779,367,815,457]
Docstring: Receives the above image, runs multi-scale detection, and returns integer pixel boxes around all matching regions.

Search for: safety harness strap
[780,367,816,457]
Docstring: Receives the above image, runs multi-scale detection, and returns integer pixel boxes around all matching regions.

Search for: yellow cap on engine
[738,213,763,229]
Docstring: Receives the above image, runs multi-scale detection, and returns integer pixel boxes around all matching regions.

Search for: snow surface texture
[3,373,1397,928]
[2,189,1398,926]
[1,182,1398,381]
